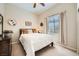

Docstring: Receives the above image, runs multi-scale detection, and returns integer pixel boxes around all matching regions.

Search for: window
[47,14,60,34]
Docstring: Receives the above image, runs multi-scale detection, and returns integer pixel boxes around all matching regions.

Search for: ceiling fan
[33,3,45,8]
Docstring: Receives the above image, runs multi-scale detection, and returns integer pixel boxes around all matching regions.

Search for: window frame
[46,14,61,34]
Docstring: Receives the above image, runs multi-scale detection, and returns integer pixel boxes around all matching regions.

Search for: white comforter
[19,33,53,56]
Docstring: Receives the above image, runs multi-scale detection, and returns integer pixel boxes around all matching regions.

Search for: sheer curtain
[46,14,61,43]
[60,12,67,45]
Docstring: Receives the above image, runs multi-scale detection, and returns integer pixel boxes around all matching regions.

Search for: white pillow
[28,30,33,33]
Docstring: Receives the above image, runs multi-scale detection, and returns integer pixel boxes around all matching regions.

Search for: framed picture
[25,21,32,26]
[8,19,16,26]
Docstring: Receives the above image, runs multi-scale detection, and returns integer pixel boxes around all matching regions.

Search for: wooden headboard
[20,29,28,35]
[19,28,37,35]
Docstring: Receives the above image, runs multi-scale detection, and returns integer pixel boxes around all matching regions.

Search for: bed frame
[19,28,53,56]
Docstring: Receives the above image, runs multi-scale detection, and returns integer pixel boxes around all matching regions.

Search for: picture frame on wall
[8,19,16,26]
[25,21,32,26]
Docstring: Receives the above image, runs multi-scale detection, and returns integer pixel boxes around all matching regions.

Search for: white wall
[38,3,77,50]
[4,4,39,42]
[0,3,5,15]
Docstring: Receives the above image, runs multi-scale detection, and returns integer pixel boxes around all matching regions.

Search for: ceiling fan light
[33,3,45,8]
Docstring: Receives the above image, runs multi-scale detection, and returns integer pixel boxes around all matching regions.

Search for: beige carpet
[11,43,77,56]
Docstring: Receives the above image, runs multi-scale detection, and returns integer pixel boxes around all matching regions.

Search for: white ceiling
[11,3,56,14]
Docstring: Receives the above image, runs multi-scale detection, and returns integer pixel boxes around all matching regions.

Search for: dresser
[0,14,12,56]
[0,38,12,56]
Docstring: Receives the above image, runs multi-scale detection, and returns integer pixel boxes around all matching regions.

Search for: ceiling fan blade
[33,3,36,8]
[40,3,45,7]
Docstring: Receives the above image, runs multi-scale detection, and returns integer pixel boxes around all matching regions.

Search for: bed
[19,28,54,56]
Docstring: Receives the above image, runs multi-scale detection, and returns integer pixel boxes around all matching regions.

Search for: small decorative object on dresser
[3,30,13,39]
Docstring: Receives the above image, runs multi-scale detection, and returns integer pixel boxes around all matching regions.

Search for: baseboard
[58,43,77,52]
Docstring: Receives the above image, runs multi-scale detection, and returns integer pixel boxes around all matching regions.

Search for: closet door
[0,14,3,40]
